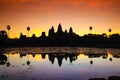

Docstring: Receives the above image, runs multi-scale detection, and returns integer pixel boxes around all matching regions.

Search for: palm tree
[109,54,112,62]
[6,53,11,67]
[7,25,11,38]
[109,28,112,36]
[26,54,30,65]
[27,26,30,37]
[90,57,93,64]
[89,26,93,34]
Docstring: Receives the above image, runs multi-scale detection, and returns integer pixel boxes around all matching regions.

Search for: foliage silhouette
[0,54,7,65]
[89,26,93,34]
[27,26,30,37]
[7,25,11,38]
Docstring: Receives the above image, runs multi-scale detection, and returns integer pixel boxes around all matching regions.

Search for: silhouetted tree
[27,60,30,65]
[90,60,93,64]
[0,54,7,65]
[109,57,112,62]
[27,26,30,37]
[0,30,8,40]
[102,54,108,59]
[89,26,93,34]
[6,61,10,67]
[109,28,112,36]
[102,33,107,38]
[6,53,11,67]
[26,54,30,65]
[7,25,11,38]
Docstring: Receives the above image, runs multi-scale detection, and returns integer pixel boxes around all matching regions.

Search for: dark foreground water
[0,47,120,80]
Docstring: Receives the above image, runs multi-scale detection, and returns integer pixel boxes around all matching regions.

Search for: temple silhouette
[1,52,120,67]
[0,23,120,48]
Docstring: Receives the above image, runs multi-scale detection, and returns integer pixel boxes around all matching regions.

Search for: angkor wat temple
[0,24,120,47]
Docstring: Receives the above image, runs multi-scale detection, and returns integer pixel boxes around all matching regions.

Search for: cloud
[0,0,120,20]
[1,0,119,9]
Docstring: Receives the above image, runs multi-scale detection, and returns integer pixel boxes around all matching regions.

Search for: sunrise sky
[0,0,120,38]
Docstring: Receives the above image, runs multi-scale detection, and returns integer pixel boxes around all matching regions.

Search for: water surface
[0,47,120,80]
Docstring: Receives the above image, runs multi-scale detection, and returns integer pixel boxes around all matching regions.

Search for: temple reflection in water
[0,47,120,67]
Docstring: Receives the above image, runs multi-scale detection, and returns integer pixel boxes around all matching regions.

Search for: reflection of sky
[0,47,120,80]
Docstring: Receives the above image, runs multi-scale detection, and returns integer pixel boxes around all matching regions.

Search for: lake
[0,47,120,80]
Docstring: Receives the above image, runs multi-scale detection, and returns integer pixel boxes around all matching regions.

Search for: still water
[0,47,120,80]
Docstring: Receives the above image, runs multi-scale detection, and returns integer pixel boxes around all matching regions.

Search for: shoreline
[0,44,120,48]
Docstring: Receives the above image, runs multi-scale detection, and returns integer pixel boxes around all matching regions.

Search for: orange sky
[0,0,120,38]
